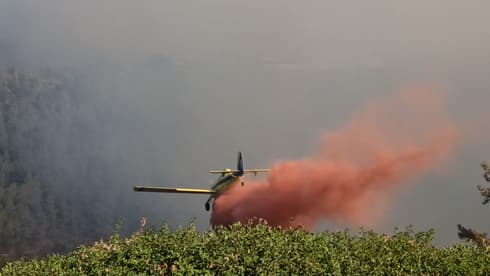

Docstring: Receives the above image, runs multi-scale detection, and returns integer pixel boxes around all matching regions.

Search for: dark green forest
[0,68,135,263]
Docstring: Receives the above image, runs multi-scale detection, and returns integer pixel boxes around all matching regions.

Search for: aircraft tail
[208,152,270,175]
[237,152,244,176]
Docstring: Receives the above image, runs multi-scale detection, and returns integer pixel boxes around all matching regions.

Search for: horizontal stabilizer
[208,169,271,174]
[133,186,215,194]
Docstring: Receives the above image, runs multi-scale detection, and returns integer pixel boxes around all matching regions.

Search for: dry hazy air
[211,88,459,230]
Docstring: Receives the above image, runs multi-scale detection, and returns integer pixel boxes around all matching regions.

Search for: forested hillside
[0,68,132,263]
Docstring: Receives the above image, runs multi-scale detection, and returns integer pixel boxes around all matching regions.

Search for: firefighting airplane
[133,152,270,211]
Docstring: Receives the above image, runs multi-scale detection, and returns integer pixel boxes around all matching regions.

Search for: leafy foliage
[2,223,489,275]
[478,161,490,204]
[458,224,490,248]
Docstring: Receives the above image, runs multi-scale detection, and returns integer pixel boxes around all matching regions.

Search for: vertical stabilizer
[237,152,244,176]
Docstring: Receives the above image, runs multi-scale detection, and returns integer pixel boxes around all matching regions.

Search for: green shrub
[2,223,489,275]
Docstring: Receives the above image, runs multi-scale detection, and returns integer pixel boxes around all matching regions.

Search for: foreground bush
[2,223,489,275]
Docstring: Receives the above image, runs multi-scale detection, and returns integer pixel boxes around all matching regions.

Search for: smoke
[211,89,459,230]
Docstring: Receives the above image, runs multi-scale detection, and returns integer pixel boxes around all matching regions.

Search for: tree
[457,162,490,247]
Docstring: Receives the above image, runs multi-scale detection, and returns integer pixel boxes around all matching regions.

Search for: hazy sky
[2,1,490,244]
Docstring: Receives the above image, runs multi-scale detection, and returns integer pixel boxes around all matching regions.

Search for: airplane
[133,152,270,211]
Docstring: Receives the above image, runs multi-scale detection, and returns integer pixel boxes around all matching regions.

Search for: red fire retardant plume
[211,89,459,230]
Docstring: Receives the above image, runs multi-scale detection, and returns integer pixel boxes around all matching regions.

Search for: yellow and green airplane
[133,152,270,211]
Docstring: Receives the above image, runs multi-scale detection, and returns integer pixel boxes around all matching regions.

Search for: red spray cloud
[211,89,459,230]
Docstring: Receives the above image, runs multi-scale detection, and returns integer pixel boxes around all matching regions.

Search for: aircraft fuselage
[205,170,241,211]
[212,172,239,193]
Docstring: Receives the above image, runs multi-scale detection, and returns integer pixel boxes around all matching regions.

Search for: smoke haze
[0,1,490,260]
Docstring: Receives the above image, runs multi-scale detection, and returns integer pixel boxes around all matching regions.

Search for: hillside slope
[0,68,136,263]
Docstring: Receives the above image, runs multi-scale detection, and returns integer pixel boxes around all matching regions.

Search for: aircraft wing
[133,186,215,194]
